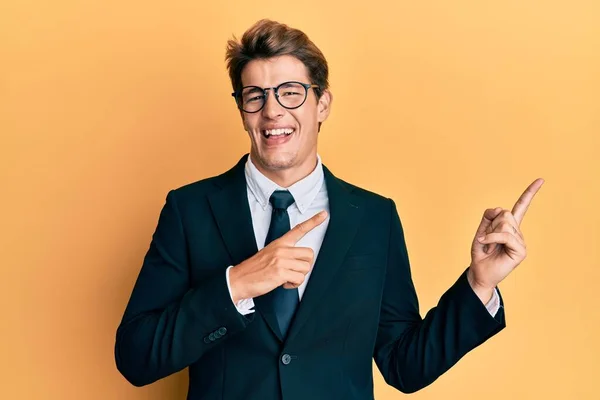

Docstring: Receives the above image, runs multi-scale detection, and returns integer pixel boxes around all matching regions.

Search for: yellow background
[2,1,599,399]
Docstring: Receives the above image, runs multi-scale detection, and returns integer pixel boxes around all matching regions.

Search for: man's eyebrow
[243,87,264,94]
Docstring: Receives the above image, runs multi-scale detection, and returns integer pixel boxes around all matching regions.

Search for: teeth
[264,128,294,137]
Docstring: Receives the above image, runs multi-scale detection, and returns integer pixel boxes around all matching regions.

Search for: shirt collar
[245,153,324,214]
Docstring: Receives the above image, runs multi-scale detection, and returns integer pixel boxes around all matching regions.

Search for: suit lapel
[285,165,364,345]
[207,154,284,341]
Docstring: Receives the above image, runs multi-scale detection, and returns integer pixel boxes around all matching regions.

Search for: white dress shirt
[225,154,500,317]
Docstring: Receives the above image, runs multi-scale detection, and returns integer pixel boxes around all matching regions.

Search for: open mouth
[260,128,295,146]
[261,128,295,138]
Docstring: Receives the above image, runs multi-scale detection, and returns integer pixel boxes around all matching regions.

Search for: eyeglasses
[232,81,320,113]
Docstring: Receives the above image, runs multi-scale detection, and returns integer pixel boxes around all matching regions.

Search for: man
[114,19,544,399]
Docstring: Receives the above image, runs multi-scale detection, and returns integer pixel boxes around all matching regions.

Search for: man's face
[239,55,331,173]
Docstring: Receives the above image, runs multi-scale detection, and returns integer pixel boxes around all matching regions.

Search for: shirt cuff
[485,288,501,317]
[225,265,255,315]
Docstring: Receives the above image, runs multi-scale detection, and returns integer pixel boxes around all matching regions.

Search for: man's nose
[261,89,284,119]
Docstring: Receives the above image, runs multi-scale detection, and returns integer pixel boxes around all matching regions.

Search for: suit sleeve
[114,190,254,387]
[373,199,505,394]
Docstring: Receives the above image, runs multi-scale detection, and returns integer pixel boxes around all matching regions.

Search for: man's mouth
[261,128,295,138]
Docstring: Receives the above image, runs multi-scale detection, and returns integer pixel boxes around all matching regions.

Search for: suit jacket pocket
[342,253,385,272]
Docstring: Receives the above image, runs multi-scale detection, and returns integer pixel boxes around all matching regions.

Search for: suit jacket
[115,153,505,399]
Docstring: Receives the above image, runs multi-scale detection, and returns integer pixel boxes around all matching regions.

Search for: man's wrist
[228,265,245,304]
[226,265,255,315]
[467,267,495,305]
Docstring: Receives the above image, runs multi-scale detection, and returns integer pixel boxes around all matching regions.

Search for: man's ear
[317,89,333,124]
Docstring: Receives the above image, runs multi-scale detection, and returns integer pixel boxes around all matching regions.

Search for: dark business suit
[115,153,505,399]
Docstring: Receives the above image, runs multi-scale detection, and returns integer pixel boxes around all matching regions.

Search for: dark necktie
[265,190,299,338]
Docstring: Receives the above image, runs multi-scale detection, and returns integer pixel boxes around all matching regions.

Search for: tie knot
[269,190,295,211]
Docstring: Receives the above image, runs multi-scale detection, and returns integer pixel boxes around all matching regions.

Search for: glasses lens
[277,82,307,109]
[240,86,265,112]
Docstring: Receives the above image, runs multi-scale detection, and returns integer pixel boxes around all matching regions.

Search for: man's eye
[245,95,264,103]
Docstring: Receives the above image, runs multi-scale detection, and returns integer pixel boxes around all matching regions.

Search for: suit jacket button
[209,333,215,341]
[203,337,210,344]
[281,354,292,365]
[218,327,227,335]
[214,331,222,339]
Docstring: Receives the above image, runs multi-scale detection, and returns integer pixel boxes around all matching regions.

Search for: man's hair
[225,19,329,99]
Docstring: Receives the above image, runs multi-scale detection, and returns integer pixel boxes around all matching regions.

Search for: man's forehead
[241,55,310,87]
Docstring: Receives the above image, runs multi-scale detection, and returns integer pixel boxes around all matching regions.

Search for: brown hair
[225,19,329,99]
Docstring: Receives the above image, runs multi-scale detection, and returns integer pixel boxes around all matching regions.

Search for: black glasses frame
[231,81,320,113]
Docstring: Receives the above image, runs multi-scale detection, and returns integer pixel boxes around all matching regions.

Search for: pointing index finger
[283,210,328,244]
[512,178,544,225]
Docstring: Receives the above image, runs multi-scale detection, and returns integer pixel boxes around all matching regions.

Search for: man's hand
[468,178,545,303]
[229,210,328,303]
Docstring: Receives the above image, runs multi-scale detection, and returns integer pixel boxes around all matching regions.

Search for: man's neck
[252,153,318,188]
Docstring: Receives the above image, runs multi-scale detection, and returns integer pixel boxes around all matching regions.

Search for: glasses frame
[231,81,320,113]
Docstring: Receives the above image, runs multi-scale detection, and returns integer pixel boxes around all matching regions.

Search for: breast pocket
[342,253,386,272]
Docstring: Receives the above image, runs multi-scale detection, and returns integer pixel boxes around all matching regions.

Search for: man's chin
[256,152,297,171]
[263,159,295,171]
